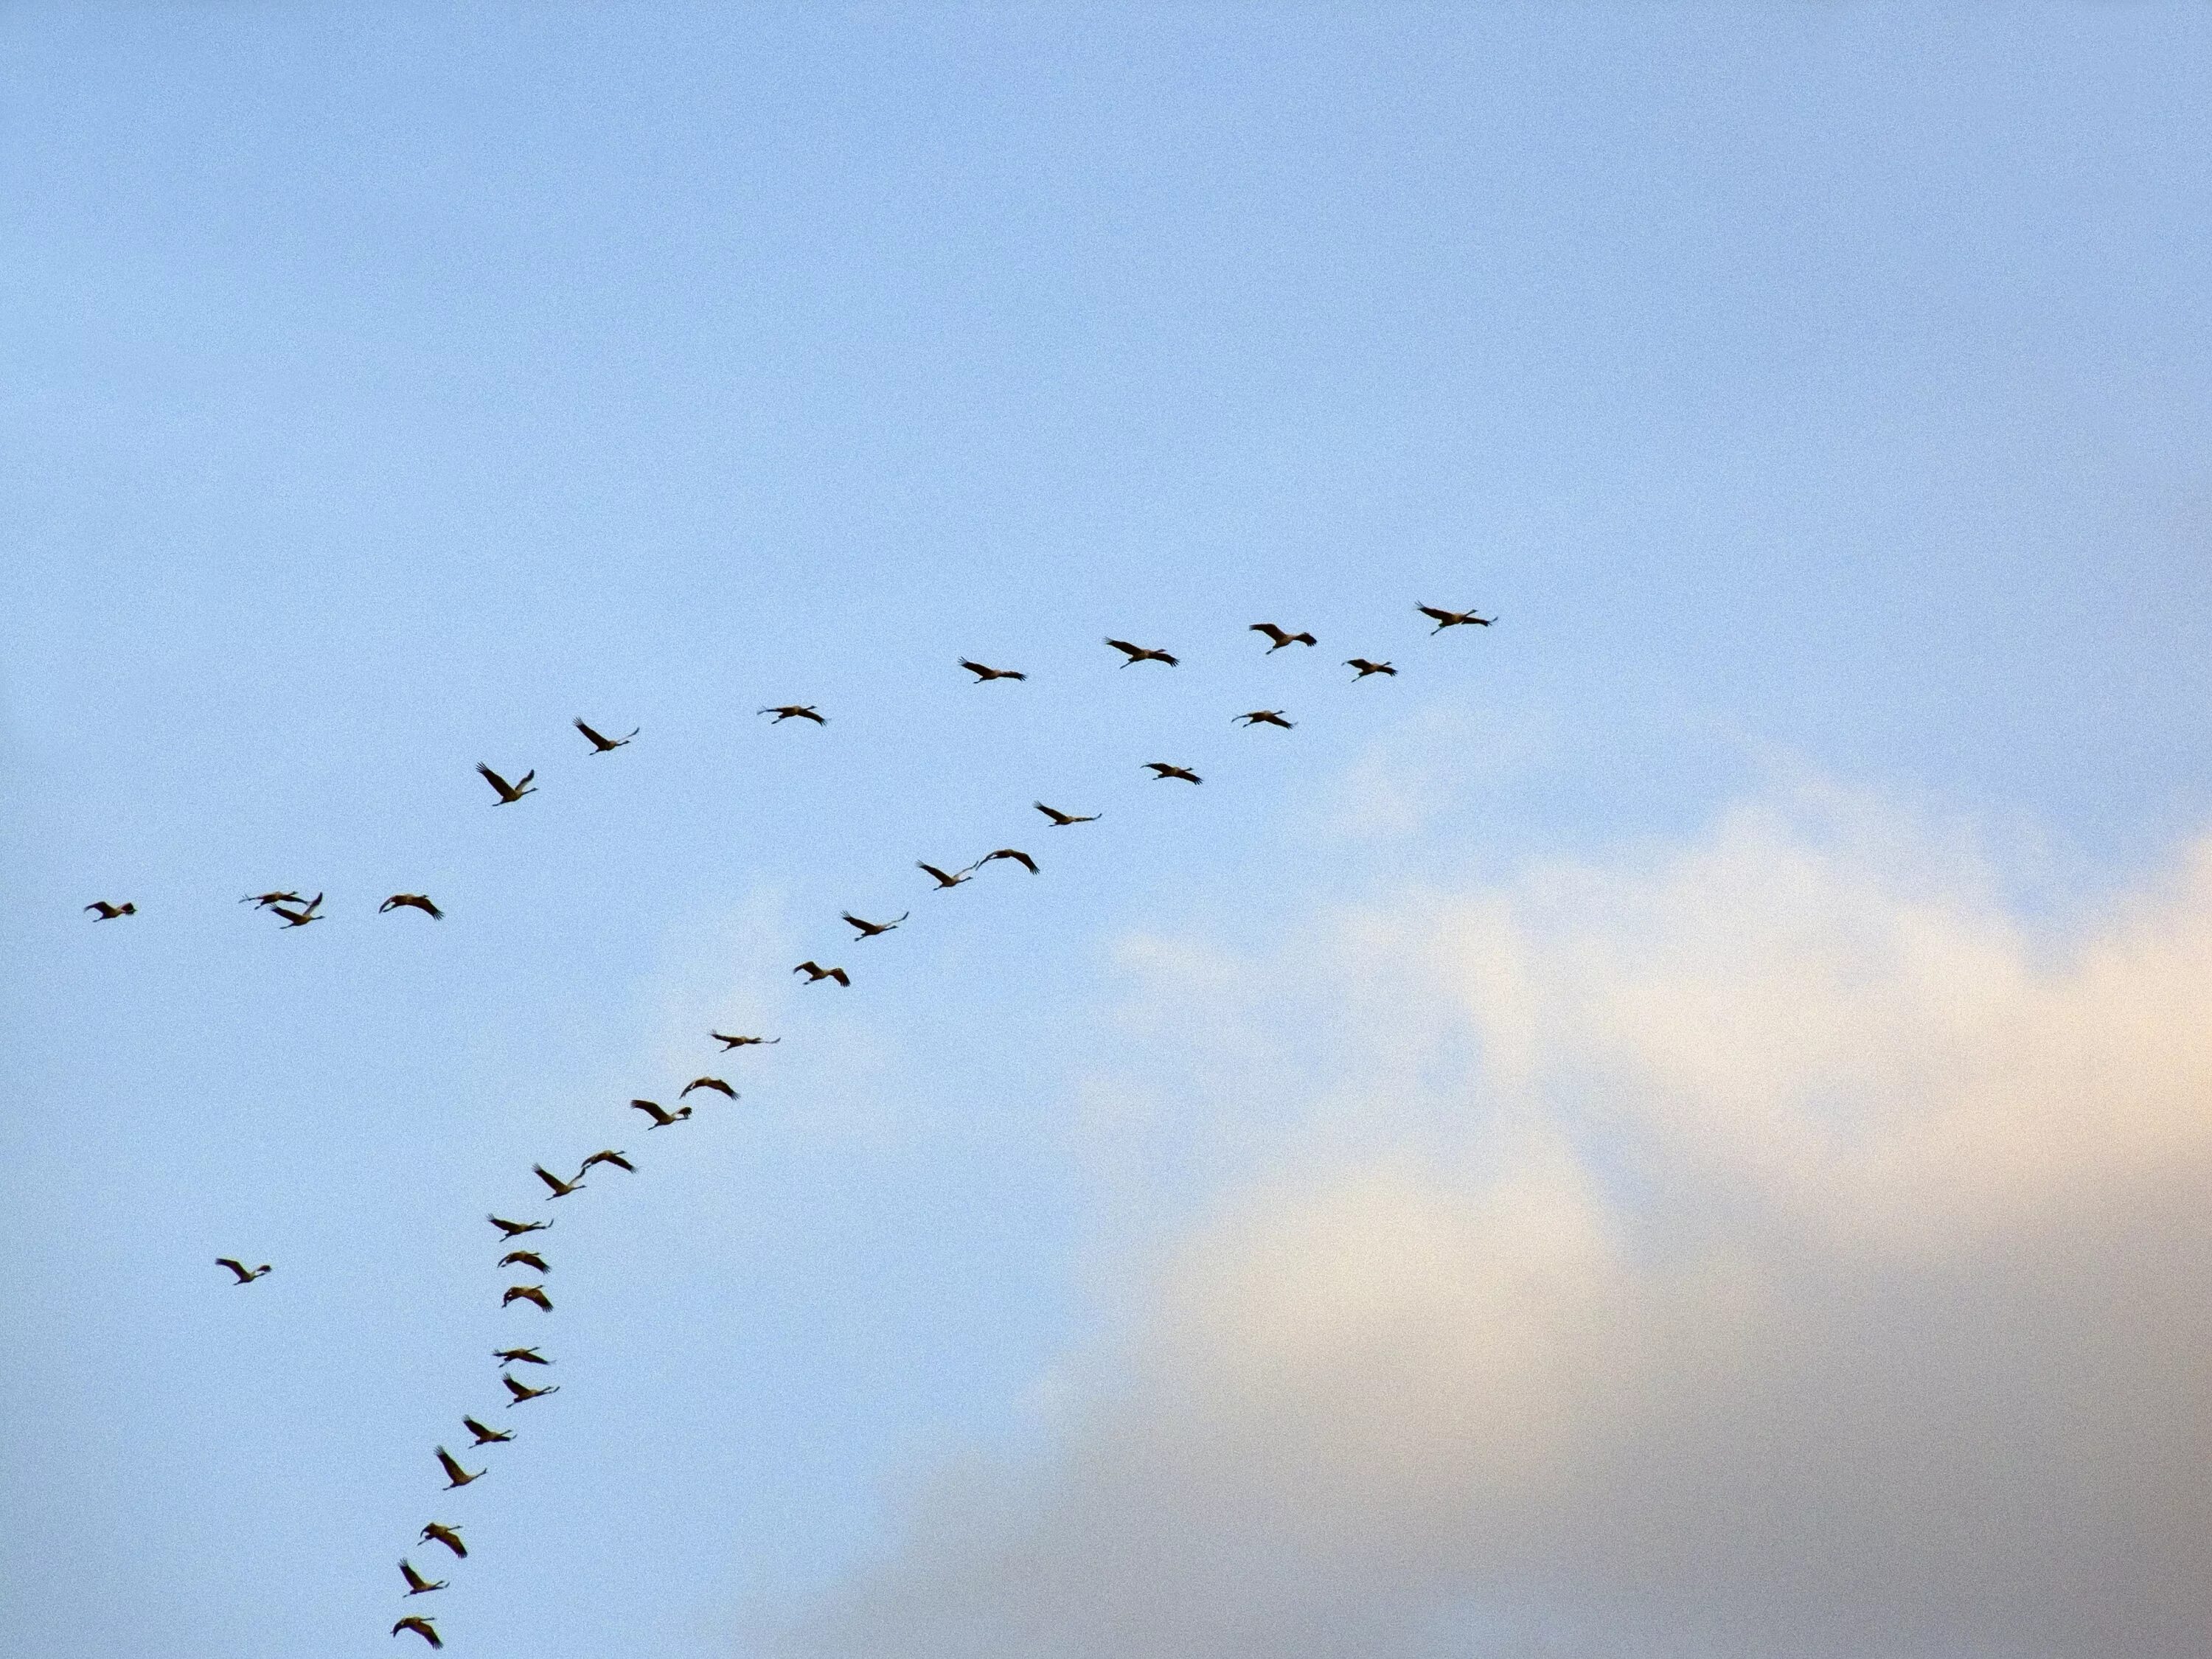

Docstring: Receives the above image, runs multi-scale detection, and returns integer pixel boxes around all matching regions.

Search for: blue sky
[4,8,2209,1658]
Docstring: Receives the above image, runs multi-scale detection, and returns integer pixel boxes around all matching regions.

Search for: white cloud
[771,789,2212,1658]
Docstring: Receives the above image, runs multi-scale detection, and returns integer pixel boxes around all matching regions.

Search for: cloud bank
[773,792,2212,1658]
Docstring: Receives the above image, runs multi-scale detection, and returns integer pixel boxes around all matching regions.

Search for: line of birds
[131,604,1495,1650]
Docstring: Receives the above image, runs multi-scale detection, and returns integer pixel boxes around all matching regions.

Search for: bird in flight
[679,1077,735,1101]
[759,704,826,725]
[1105,637,1178,667]
[380,894,443,919]
[1417,605,1496,632]
[399,1559,447,1596]
[974,848,1038,874]
[504,1283,553,1312]
[497,1249,549,1274]
[1034,801,1099,827]
[84,901,136,920]
[532,1164,585,1199]
[793,961,852,986]
[417,1523,466,1559]
[269,892,324,928]
[574,718,638,752]
[843,911,908,938]
[435,1447,484,1489]
[1145,762,1202,785]
[488,1214,550,1239]
[1346,658,1397,678]
[1249,622,1318,652]
[494,1347,550,1367]
[710,1032,779,1050]
[1235,710,1294,729]
[463,1416,515,1446]
[239,891,303,909]
[917,862,971,890]
[392,1615,443,1649]
[215,1258,271,1284]
[577,1149,635,1176]
[959,659,1027,682]
[476,763,536,803]
[503,1373,559,1405]
[631,1098,692,1127]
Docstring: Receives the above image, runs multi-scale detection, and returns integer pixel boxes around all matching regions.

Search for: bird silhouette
[463,1416,515,1446]
[577,1150,635,1176]
[574,718,638,752]
[631,1098,692,1126]
[842,911,908,938]
[270,893,323,928]
[679,1077,735,1101]
[215,1258,271,1284]
[1034,801,1099,827]
[498,1250,549,1274]
[710,1032,779,1050]
[959,659,1027,682]
[495,1346,551,1367]
[380,894,443,919]
[1249,622,1317,651]
[759,704,826,725]
[1235,710,1294,728]
[1346,658,1397,678]
[435,1447,483,1489]
[1105,637,1178,667]
[417,1523,467,1559]
[1416,604,1495,632]
[532,1164,585,1199]
[476,763,536,803]
[1145,762,1202,785]
[503,1374,558,1406]
[392,1615,442,1649]
[975,848,1038,874]
[793,961,852,986]
[488,1214,550,1239]
[84,901,136,920]
[503,1283,553,1312]
[399,1559,447,1596]
[917,862,970,890]
[239,891,303,909]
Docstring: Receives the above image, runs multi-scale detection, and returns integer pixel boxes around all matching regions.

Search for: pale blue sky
[4,7,2208,1658]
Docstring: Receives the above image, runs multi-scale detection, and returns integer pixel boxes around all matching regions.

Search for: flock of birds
[82,604,1496,1650]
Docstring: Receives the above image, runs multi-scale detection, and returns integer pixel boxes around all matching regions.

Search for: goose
[497,1250,549,1274]
[1345,658,1396,678]
[435,1447,483,1489]
[487,1214,550,1239]
[392,1615,442,1649]
[417,1523,466,1559]
[84,901,136,919]
[502,1373,559,1405]
[1105,637,1178,667]
[631,1098,693,1126]
[974,848,1038,874]
[400,1559,447,1596]
[574,718,638,752]
[532,1164,585,1199]
[463,1416,514,1446]
[1416,604,1495,632]
[793,961,852,986]
[215,1258,271,1284]
[1145,762,1202,785]
[759,705,826,725]
[379,894,443,919]
[678,1077,734,1101]
[1249,622,1317,651]
[1235,710,1294,728]
[842,911,908,938]
[476,763,536,803]
[959,659,1027,682]
[1034,801,1099,827]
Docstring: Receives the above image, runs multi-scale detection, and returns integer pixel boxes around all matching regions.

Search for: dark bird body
[215,1258,271,1284]
[532,1164,584,1199]
[632,1098,692,1126]
[498,1250,549,1274]
[793,961,852,986]
[975,848,1038,874]
[1249,622,1317,652]
[495,1347,550,1367]
[400,1559,447,1596]
[435,1447,483,1489]
[759,704,826,725]
[393,1615,442,1649]
[1346,658,1397,678]
[1034,801,1099,827]
[464,1416,514,1446]
[577,1150,634,1176]
[240,891,302,909]
[418,1523,467,1559]
[504,1283,553,1312]
[917,862,970,889]
[488,1214,550,1239]
[710,1032,779,1050]
[959,659,1027,682]
[85,901,136,919]
[1146,762,1202,785]
[503,1374,558,1405]
[1236,710,1294,728]
[271,893,323,927]
[843,911,908,938]
[574,718,638,752]
[1417,605,1496,632]
[1106,637,1178,667]
[476,764,536,803]
[680,1077,735,1100]
[380,894,442,919]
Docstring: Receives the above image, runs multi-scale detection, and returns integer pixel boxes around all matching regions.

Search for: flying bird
[215,1258,271,1284]
[678,1077,734,1101]
[1416,604,1496,632]
[417,1523,466,1559]
[503,1373,559,1406]
[476,763,536,803]
[759,704,826,725]
[84,901,136,920]
[392,1615,442,1649]
[498,1250,549,1274]
[399,1559,447,1596]
[710,1032,779,1050]
[1034,801,1099,827]
[917,862,970,889]
[532,1164,585,1199]
[793,961,852,986]
[1249,622,1317,651]
[577,1149,635,1176]
[380,894,443,919]
[959,658,1028,682]
[463,1416,515,1446]
[974,848,1038,874]
[239,891,303,909]
[631,1098,692,1127]
[1235,710,1294,728]
[1145,762,1202,785]
[842,910,907,938]
[270,892,324,928]
[1105,637,1178,667]
[574,718,638,752]
[503,1283,553,1312]
[495,1346,550,1366]
[435,1447,483,1489]
[488,1214,549,1239]
[1346,658,1397,678]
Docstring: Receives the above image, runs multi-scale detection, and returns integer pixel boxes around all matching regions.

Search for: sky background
[4,7,2209,1658]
